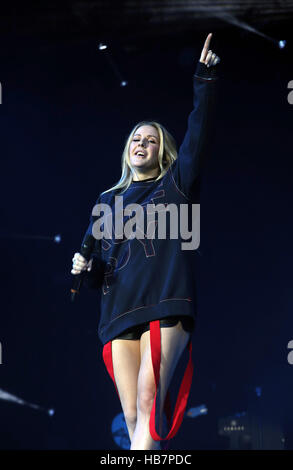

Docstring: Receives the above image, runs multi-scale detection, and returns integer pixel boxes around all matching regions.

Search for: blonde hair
[101,121,178,195]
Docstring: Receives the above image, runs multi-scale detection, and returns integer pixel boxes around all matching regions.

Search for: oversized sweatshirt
[82,61,218,346]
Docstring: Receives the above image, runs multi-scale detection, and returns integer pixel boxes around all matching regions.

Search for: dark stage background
[0,1,292,451]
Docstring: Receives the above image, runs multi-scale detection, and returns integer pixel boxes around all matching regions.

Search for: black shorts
[113,315,193,340]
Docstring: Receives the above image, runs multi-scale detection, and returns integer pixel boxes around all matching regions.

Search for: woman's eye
[132,139,156,143]
[132,139,157,144]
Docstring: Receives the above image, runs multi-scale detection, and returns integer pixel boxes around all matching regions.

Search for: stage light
[278,40,286,49]
[186,404,208,417]
[255,386,262,397]
[54,234,61,243]
[99,49,127,88]
[98,43,107,51]
[111,412,130,449]
[48,408,55,416]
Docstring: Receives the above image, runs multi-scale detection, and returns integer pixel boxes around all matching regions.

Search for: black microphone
[70,233,96,302]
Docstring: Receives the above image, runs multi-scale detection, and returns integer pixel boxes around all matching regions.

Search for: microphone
[70,233,96,302]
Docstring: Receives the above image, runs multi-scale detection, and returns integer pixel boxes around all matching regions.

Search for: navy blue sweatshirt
[82,61,219,346]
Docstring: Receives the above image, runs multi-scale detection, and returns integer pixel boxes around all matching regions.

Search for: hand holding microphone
[71,253,93,274]
[70,233,96,301]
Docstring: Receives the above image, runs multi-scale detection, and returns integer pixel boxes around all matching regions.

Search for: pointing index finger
[202,33,212,60]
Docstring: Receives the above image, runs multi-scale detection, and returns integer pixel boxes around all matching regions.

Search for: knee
[137,389,155,415]
[124,408,137,428]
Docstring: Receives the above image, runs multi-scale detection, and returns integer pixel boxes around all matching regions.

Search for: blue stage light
[111,412,130,449]
[186,404,208,418]
[255,386,262,397]
[54,234,61,243]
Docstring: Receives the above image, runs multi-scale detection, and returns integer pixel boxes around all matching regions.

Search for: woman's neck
[132,170,159,182]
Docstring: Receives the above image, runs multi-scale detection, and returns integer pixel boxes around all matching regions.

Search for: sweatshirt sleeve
[82,196,105,290]
[170,60,219,199]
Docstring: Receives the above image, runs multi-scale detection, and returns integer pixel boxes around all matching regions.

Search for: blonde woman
[71,33,220,450]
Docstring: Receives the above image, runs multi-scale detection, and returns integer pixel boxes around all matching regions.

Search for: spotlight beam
[0,388,54,416]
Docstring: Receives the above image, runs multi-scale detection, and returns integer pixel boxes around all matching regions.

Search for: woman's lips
[134,153,147,158]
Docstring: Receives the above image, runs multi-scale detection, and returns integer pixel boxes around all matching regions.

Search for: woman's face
[129,125,160,176]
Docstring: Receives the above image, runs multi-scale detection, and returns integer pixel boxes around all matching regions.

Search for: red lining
[102,320,193,449]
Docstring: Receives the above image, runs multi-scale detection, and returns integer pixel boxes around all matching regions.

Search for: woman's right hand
[71,252,93,275]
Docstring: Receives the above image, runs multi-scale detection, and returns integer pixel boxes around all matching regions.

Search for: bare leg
[111,338,141,441]
[130,321,191,450]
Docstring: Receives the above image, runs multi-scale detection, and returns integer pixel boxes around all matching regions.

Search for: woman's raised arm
[171,33,220,199]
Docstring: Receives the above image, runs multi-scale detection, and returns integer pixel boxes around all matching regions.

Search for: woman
[71,33,220,450]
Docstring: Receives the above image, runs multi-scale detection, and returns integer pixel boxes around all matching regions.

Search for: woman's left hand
[199,33,220,67]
